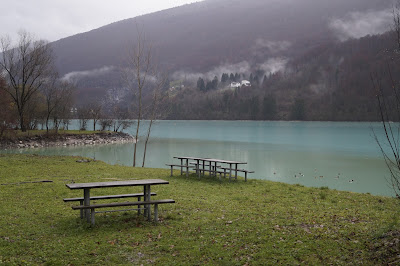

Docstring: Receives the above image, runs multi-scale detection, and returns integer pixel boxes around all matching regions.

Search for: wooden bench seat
[219,167,254,181]
[64,192,156,219]
[72,199,175,225]
[63,192,156,202]
[165,164,194,176]
[194,167,225,178]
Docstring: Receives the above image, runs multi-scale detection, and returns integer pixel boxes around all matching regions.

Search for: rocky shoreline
[0,132,136,150]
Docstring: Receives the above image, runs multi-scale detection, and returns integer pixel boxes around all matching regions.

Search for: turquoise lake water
[3,120,394,197]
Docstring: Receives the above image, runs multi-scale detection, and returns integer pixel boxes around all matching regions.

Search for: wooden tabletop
[203,158,247,164]
[66,179,169,190]
[173,156,246,164]
[173,156,205,160]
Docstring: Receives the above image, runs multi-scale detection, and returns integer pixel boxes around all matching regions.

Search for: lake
[2,120,394,197]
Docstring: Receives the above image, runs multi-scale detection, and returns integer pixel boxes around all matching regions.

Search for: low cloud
[172,61,251,82]
[62,66,115,83]
[329,9,392,41]
[172,58,287,85]
[253,39,292,54]
[258,58,288,75]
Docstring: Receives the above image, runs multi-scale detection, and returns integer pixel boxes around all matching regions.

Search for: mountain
[49,0,398,121]
[52,0,393,77]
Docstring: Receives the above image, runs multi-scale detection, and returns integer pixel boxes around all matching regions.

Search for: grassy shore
[0,154,399,265]
[2,129,99,139]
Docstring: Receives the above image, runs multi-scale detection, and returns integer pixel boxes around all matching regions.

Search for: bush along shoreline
[0,132,135,149]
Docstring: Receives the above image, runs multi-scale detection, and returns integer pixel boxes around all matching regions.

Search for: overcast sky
[1,0,202,43]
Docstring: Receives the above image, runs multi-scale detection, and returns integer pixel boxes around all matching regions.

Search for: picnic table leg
[212,162,216,177]
[83,188,90,223]
[170,165,173,177]
[90,207,95,225]
[197,159,201,178]
[138,196,142,215]
[143,185,148,217]
[79,200,84,219]
[180,159,183,175]
[145,185,151,221]
[202,160,205,176]
[235,164,238,180]
[229,163,232,181]
[154,204,159,222]
[186,159,189,177]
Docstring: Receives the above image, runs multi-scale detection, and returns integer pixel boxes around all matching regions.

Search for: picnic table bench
[64,179,175,225]
[63,192,157,218]
[169,156,254,181]
[218,167,255,181]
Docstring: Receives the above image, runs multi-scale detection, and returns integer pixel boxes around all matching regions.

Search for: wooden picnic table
[172,156,247,180]
[66,179,170,224]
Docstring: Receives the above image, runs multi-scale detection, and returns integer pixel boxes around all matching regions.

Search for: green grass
[0,154,399,265]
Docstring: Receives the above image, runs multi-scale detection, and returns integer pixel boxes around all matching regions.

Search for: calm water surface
[3,120,393,197]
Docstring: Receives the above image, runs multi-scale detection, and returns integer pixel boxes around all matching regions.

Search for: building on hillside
[241,80,251,87]
[230,82,241,88]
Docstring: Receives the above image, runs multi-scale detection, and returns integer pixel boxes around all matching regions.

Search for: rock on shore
[0,132,136,150]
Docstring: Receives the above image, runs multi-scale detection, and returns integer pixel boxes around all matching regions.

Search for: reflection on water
[1,121,393,197]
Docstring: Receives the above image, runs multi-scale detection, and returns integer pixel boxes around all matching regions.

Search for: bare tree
[372,70,400,197]
[41,75,74,134]
[0,75,17,137]
[126,24,152,167]
[87,100,103,131]
[52,82,74,133]
[0,31,56,132]
[393,1,400,51]
[102,87,134,132]
[373,1,400,197]
[141,71,169,167]
[77,104,91,131]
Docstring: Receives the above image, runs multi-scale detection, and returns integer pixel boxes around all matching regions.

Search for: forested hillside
[162,33,398,121]
[49,0,396,121]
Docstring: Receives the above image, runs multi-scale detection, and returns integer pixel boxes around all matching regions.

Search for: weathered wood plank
[63,192,157,202]
[71,199,175,210]
[66,179,169,190]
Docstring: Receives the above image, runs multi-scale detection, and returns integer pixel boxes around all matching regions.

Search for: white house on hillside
[241,80,251,87]
[230,80,251,88]
[230,82,241,88]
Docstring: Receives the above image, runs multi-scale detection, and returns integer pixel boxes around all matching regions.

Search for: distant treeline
[159,33,398,121]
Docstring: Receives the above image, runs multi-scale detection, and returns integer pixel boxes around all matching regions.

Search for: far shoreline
[0,131,135,150]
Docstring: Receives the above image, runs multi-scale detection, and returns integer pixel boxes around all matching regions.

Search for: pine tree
[212,76,219,89]
[197,77,205,91]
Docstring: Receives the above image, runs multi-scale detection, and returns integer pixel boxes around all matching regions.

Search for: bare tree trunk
[141,71,168,167]
[129,23,152,167]
[142,119,153,167]
[372,71,400,197]
[373,2,400,197]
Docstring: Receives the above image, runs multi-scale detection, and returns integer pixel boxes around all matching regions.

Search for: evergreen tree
[229,73,235,81]
[254,75,259,85]
[290,98,306,120]
[263,94,277,120]
[212,76,219,89]
[262,75,268,86]
[221,73,229,83]
[205,81,213,91]
[250,96,259,120]
[249,73,254,82]
[197,77,205,91]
